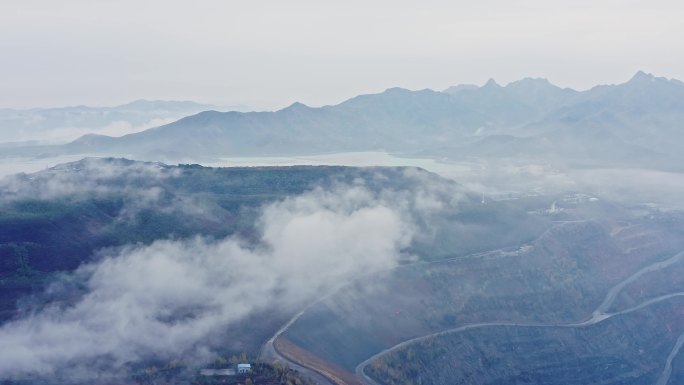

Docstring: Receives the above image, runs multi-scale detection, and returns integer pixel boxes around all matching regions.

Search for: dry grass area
[274,337,364,385]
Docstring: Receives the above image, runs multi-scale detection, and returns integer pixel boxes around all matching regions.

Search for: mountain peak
[507,77,552,86]
[505,77,559,92]
[283,101,310,111]
[629,70,655,83]
[482,78,501,88]
[383,87,412,94]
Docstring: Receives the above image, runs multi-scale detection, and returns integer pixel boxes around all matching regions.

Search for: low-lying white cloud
[0,184,415,379]
[0,158,174,199]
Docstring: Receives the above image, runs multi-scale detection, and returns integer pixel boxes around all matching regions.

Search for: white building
[237,363,252,374]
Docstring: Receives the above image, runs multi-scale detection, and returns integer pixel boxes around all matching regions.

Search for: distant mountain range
[0,100,249,145]
[4,72,684,169]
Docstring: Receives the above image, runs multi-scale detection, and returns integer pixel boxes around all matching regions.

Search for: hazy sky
[1,0,682,110]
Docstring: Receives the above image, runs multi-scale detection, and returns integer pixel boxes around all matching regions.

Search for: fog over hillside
[0,185,412,379]
[2,156,684,384]
[0,159,476,382]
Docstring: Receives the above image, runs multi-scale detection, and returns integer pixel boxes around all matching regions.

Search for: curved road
[593,251,684,316]
[356,249,684,385]
[259,305,337,385]
[256,225,556,384]
[260,222,684,385]
[656,332,684,385]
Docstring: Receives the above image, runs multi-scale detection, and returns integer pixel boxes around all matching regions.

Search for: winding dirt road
[260,221,684,385]
[355,249,684,385]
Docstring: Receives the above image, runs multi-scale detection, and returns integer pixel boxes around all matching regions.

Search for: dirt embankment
[274,337,364,385]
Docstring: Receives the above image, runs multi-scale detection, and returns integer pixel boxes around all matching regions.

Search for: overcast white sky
[1,0,682,110]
